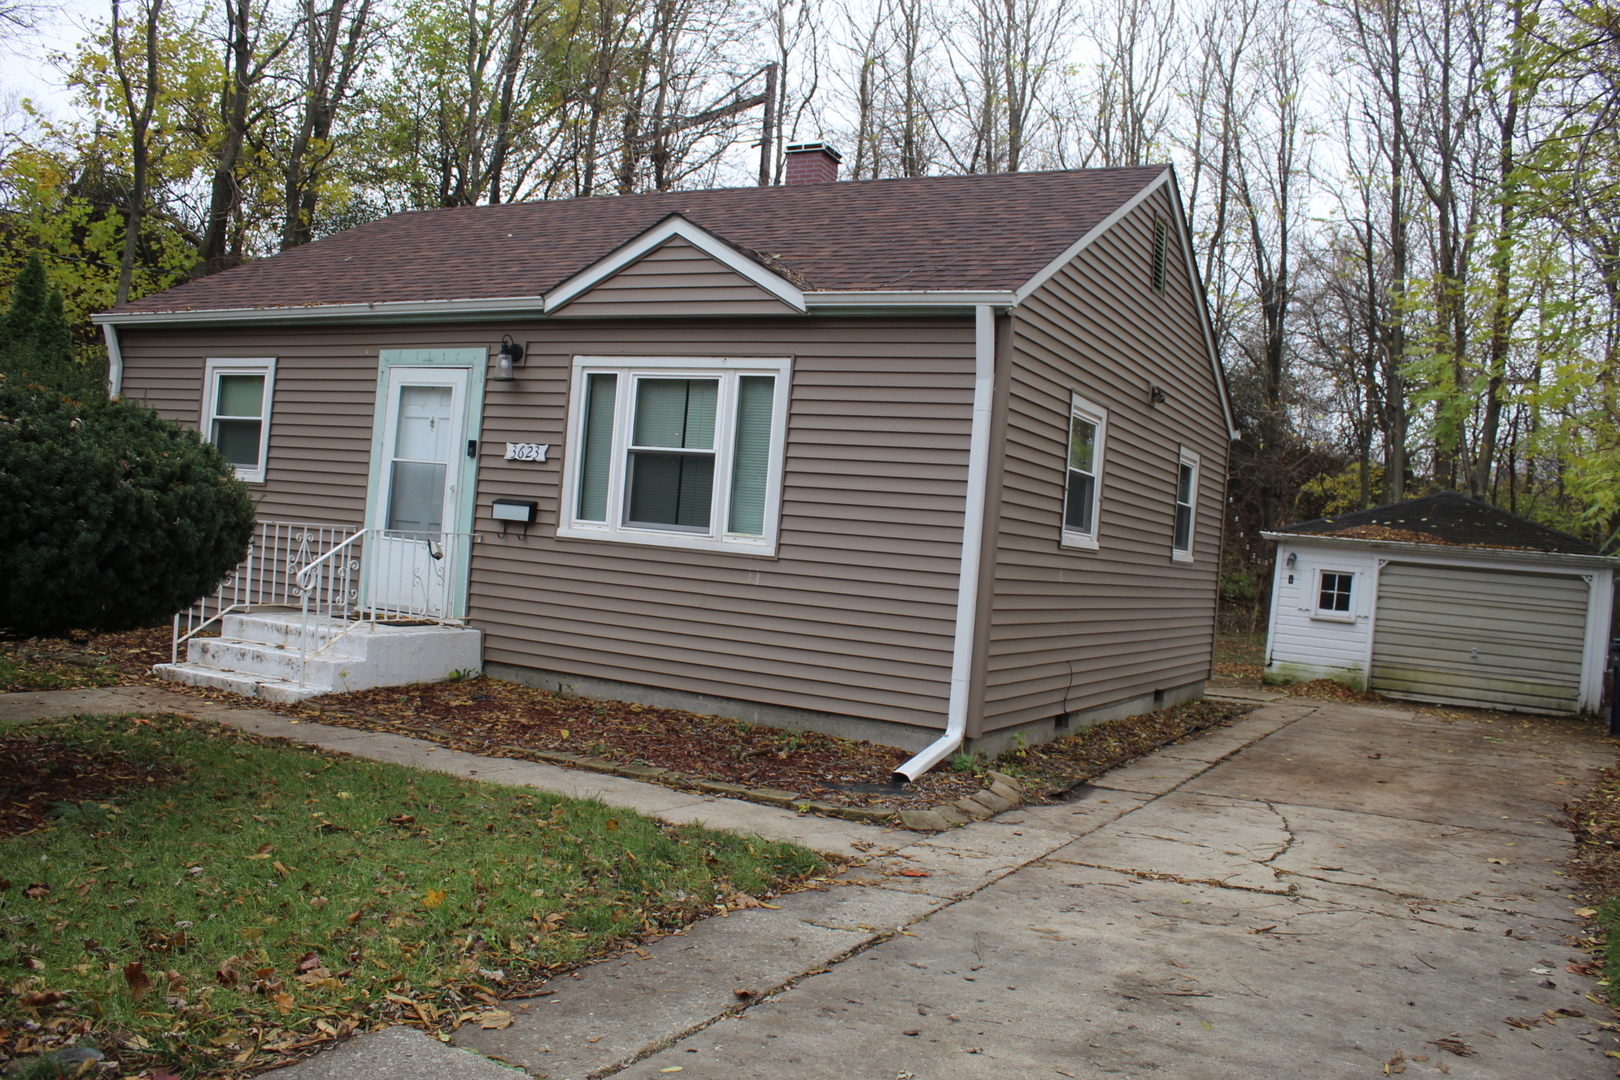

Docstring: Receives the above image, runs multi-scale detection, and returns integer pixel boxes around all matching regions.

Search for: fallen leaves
[476,1009,514,1030]
[123,961,152,1000]
[1430,1037,1474,1056]
[422,888,448,910]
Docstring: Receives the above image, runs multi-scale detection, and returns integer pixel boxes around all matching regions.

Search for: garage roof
[1279,491,1602,556]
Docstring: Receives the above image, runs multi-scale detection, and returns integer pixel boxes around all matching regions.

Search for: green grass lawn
[0,714,825,1077]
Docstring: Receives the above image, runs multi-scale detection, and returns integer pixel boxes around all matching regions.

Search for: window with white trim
[559,356,790,554]
[1172,447,1198,561]
[1061,393,1107,550]
[202,358,275,483]
[1314,570,1355,618]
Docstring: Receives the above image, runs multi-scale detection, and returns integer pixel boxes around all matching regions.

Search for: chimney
[783,142,842,185]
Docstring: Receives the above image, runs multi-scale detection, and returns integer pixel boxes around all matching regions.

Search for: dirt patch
[0,733,182,839]
[997,700,1249,798]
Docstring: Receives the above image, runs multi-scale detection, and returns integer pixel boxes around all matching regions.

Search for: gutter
[1260,531,1620,569]
[893,304,997,783]
[101,322,124,398]
[90,290,1022,330]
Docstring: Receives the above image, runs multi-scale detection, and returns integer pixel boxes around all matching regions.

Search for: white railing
[173,520,360,663]
[295,528,476,684]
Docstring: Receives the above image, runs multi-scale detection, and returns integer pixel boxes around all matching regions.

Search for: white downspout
[893,304,997,782]
[101,322,124,398]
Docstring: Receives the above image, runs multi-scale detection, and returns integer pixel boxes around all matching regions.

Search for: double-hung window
[1061,392,1107,550]
[1172,447,1198,561]
[560,356,791,554]
[202,357,275,483]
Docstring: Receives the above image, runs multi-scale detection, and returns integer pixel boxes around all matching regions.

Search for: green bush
[0,376,256,637]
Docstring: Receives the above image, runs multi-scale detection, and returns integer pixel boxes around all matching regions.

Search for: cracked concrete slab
[451,904,880,1078]
[9,687,1615,1078]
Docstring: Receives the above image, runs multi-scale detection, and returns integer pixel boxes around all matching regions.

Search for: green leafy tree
[0,374,256,638]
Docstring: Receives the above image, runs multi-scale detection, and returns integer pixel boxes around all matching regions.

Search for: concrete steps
[154,611,482,703]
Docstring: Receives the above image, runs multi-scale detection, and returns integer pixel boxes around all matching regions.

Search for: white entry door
[369,366,469,618]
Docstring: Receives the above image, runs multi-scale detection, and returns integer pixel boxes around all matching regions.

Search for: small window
[1316,571,1354,615]
[560,356,790,554]
[1062,393,1108,550]
[1172,448,1198,561]
[202,358,275,483]
[1151,217,1169,293]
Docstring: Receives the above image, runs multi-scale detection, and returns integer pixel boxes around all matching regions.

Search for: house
[1262,491,1618,715]
[94,145,1235,778]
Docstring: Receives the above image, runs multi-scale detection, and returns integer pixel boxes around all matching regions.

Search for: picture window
[561,356,789,555]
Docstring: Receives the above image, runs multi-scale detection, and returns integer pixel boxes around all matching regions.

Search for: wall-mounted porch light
[1149,385,1168,406]
[1285,551,1297,569]
[492,336,525,382]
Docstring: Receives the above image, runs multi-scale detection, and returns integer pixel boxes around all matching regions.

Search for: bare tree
[109,0,164,306]
[280,0,377,247]
[194,0,294,276]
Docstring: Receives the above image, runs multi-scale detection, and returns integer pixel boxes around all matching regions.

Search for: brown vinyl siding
[478,317,973,729]
[553,237,799,318]
[117,329,380,525]
[119,315,975,730]
[982,185,1229,733]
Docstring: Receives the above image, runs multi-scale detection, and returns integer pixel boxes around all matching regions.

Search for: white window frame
[1172,446,1199,563]
[1312,568,1357,623]
[557,355,792,556]
[201,357,276,484]
[1060,391,1108,551]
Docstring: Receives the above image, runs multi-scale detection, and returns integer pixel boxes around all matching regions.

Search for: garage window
[1314,570,1355,620]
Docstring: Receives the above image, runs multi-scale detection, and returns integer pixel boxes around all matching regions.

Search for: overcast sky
[3,0,103,121]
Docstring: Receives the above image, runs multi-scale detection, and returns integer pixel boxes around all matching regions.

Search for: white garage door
[1370,563,1589,714]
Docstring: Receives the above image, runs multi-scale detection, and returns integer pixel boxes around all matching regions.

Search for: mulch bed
[0,733,182,839]
[4,626,1257,814]
[297,678,987,810]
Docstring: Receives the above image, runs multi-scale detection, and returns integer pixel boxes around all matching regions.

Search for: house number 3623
[504,442,549,462]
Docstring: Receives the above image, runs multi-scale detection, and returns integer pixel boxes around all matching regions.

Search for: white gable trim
[1011,166,1237,442]
[1011,168,1171,306]
[544,214,807,314]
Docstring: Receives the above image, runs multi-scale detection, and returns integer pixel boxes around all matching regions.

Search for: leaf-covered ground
[1564,761,1620,989]
[1,628,1264,810]
[992,699,1250,797]
[0,714,825,1078]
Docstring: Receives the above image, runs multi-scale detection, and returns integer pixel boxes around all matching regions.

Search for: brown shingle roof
[109,166,1168,315]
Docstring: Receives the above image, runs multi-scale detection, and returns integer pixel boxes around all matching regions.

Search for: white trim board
[545,214,807,314]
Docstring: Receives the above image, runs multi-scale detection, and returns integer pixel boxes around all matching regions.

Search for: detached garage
[1261,491,1617,715]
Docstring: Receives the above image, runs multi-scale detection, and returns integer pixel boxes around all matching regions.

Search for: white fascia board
[544,214,806,313]
[1011,168,1171,306]
[93,295,548,328]
[803,290,1018,308]
[1260,531,1620,570]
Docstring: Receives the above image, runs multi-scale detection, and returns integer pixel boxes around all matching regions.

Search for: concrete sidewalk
[4,687,1616,1078]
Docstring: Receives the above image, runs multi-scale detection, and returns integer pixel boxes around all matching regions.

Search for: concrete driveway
[463,698,1616,1080]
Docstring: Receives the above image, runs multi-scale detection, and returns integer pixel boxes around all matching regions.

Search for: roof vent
[783,142,842,185]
